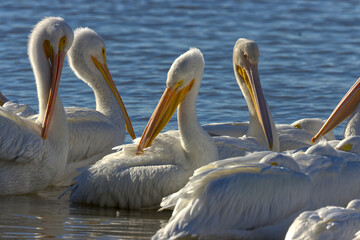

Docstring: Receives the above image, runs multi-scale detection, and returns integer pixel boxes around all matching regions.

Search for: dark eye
[102,48,105,54]
[244,52,248,59]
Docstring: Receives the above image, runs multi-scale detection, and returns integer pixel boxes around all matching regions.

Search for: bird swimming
[0,17,73,194]
[68,48,219,209]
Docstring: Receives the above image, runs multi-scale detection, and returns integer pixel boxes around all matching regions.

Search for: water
[0,0,360,238]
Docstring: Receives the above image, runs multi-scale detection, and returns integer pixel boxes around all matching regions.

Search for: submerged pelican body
[0,17,73,194]
[69,48,219,209]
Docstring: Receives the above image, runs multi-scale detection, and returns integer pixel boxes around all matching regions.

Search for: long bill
[92,56,136,140]
[238,60,274,150]
[0,92,9,106]
[136,80,194,155]
[41,49,66,140]
[312,78,360,143]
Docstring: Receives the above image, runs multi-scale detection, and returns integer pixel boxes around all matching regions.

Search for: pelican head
[312,78,360,143]
[233,38,276,150]
[137,48,204,154]
[28,17,74,140]
[67,27,135,139]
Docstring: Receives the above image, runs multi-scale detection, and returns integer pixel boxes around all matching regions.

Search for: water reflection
[0,188,171,239]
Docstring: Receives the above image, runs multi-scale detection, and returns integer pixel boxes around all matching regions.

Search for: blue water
[0,0,360,238]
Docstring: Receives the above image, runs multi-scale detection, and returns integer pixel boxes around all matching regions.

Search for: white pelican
[0,17,73,194]
[69,48,219,209]
[207,38,280,159]
[53,27,136,185]
[285,199,360,240]
[153,151,312,240]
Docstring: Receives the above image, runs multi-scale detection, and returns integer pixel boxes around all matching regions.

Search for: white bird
[69,48,219,209]
[0,17,73,195]
[207,38,280,159]
[153,151,312,240]
[285,199,360,240]
[53,27,136,185]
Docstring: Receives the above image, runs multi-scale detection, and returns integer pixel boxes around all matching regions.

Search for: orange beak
[238,59,274,150]
[312,78,360,143]
[0,92,9,106]
[92,56,136,140]
[41,49,66,140]
[137,80,194,154]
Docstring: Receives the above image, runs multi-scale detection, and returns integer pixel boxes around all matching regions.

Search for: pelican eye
[102,48,106,64]
[175,80,183,89]
[244,52,248,59]
[59,35,67,51]
[270,162,278,166]
[294,124,302,129]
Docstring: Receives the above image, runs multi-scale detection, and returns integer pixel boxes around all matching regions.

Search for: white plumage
[0,17,73,194]
[0,92,36,117]
[154,151,312,240]
[68,48,219,209]
[285,199,360,240]
[154,140,360,239]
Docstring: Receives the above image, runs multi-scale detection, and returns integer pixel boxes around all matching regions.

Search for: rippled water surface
[1,0,360,238]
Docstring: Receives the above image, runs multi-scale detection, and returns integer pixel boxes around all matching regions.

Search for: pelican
[0,17,73,194]
[52,27,136,185]
[153,151,313,240]
[285,199,360,240]
[206,38,280,160]
[69,48,219,209]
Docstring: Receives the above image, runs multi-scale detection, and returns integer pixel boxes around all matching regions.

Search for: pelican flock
[3,16,360,240]
[0,17,73,194]
[1,27,136,186]
[153,75,360,239]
